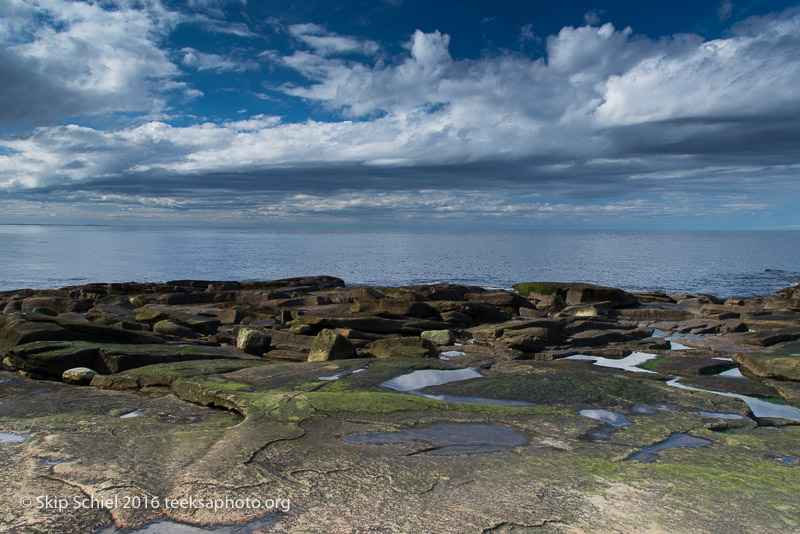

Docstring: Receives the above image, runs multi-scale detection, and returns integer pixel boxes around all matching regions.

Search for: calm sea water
[1,225,798,298]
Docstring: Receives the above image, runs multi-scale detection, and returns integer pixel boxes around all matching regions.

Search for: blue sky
[1,0,799,228]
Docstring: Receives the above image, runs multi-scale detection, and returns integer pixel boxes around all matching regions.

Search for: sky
[1,0,799,229]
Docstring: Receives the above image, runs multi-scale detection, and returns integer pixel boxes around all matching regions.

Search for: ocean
[1,225,798,298]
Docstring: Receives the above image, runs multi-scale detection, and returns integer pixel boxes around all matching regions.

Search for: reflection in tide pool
[380,368,483,391]
[716,367,747,379]
[379,368,533,406]
[94,515,277,534]
[628,433,713,463]
[579,409,632,427]
[565,352,658,373]
[0,432,31,443]
[667,378,800,422]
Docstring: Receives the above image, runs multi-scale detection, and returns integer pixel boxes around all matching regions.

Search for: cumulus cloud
[1,5,800,225]
[0,0,192,126]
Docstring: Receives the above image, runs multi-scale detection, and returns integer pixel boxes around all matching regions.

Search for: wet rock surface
[1,276,800,533]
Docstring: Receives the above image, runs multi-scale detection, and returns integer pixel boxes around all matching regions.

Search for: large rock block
[513,282,637,308]
[420,329,456,346]
[153,320,196,338]
[734,353,800,382]
[307,329,357,362]
[236,327,271,355]
[6,340,232,377]
[775,284,800,299]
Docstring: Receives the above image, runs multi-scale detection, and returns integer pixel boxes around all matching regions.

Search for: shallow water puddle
[343,422,529,454]
[632,405,656,414]
[439,350,467,360]
[564,352,658,373]
[379,368,534,406]
[579,409,632,427]
[318,366,368,381]
[780,455,797,464]
[119,410,143,419]
[0,431,31,443]
[381,368,483,391]
[317,371,348,381]
[95,514,277,533]
[667,378,800,422]
[39,457,76,466]
[653,330,699,350]
[716,367,746,379]
[628,433,712,463]
[695,411,746,420]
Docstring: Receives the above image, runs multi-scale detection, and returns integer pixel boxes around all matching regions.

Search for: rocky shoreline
[2,276,799,533]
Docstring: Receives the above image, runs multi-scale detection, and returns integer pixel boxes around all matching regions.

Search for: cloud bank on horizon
[1,0,799,228]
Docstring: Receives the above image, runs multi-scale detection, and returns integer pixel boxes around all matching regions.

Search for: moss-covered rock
[368,337,437,359]
[235,327,270,355]
[308,329,357,362]
[420,329,456,346]
[152,320,195,338]
[62,367,98,385]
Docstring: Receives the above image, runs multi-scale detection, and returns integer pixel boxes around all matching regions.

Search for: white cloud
[180,47,257,72]
[1,7,800,226]
[0,0,186,125]
[594,15,800,126]
[288,23,380,56]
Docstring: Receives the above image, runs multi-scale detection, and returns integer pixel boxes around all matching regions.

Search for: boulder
[307,329,357,362]
[368,337,437,359]
[734,353,800,382]
[135,306,221,334]
[236,327,271,355]
[6,340,232,376]
[737,327,800,347]
[62,367,99,385]
[513,282,566,299]
[617,307,694,322]
[266,330,316,353]
[567,328,653,347]
[153,320,196,338]
[350,299,435,318]
[565,285,637,308]
[427,301,512,325]
[420,329,456,346]
[514,282,637,308]
[535,295,566,313]
[0,314,161,353]
[775,284,800,299]
[464,291,527,308]
[557,302,613,317]
[5,341,100,376]
[22,296,92,314]
[287,314,407,334]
